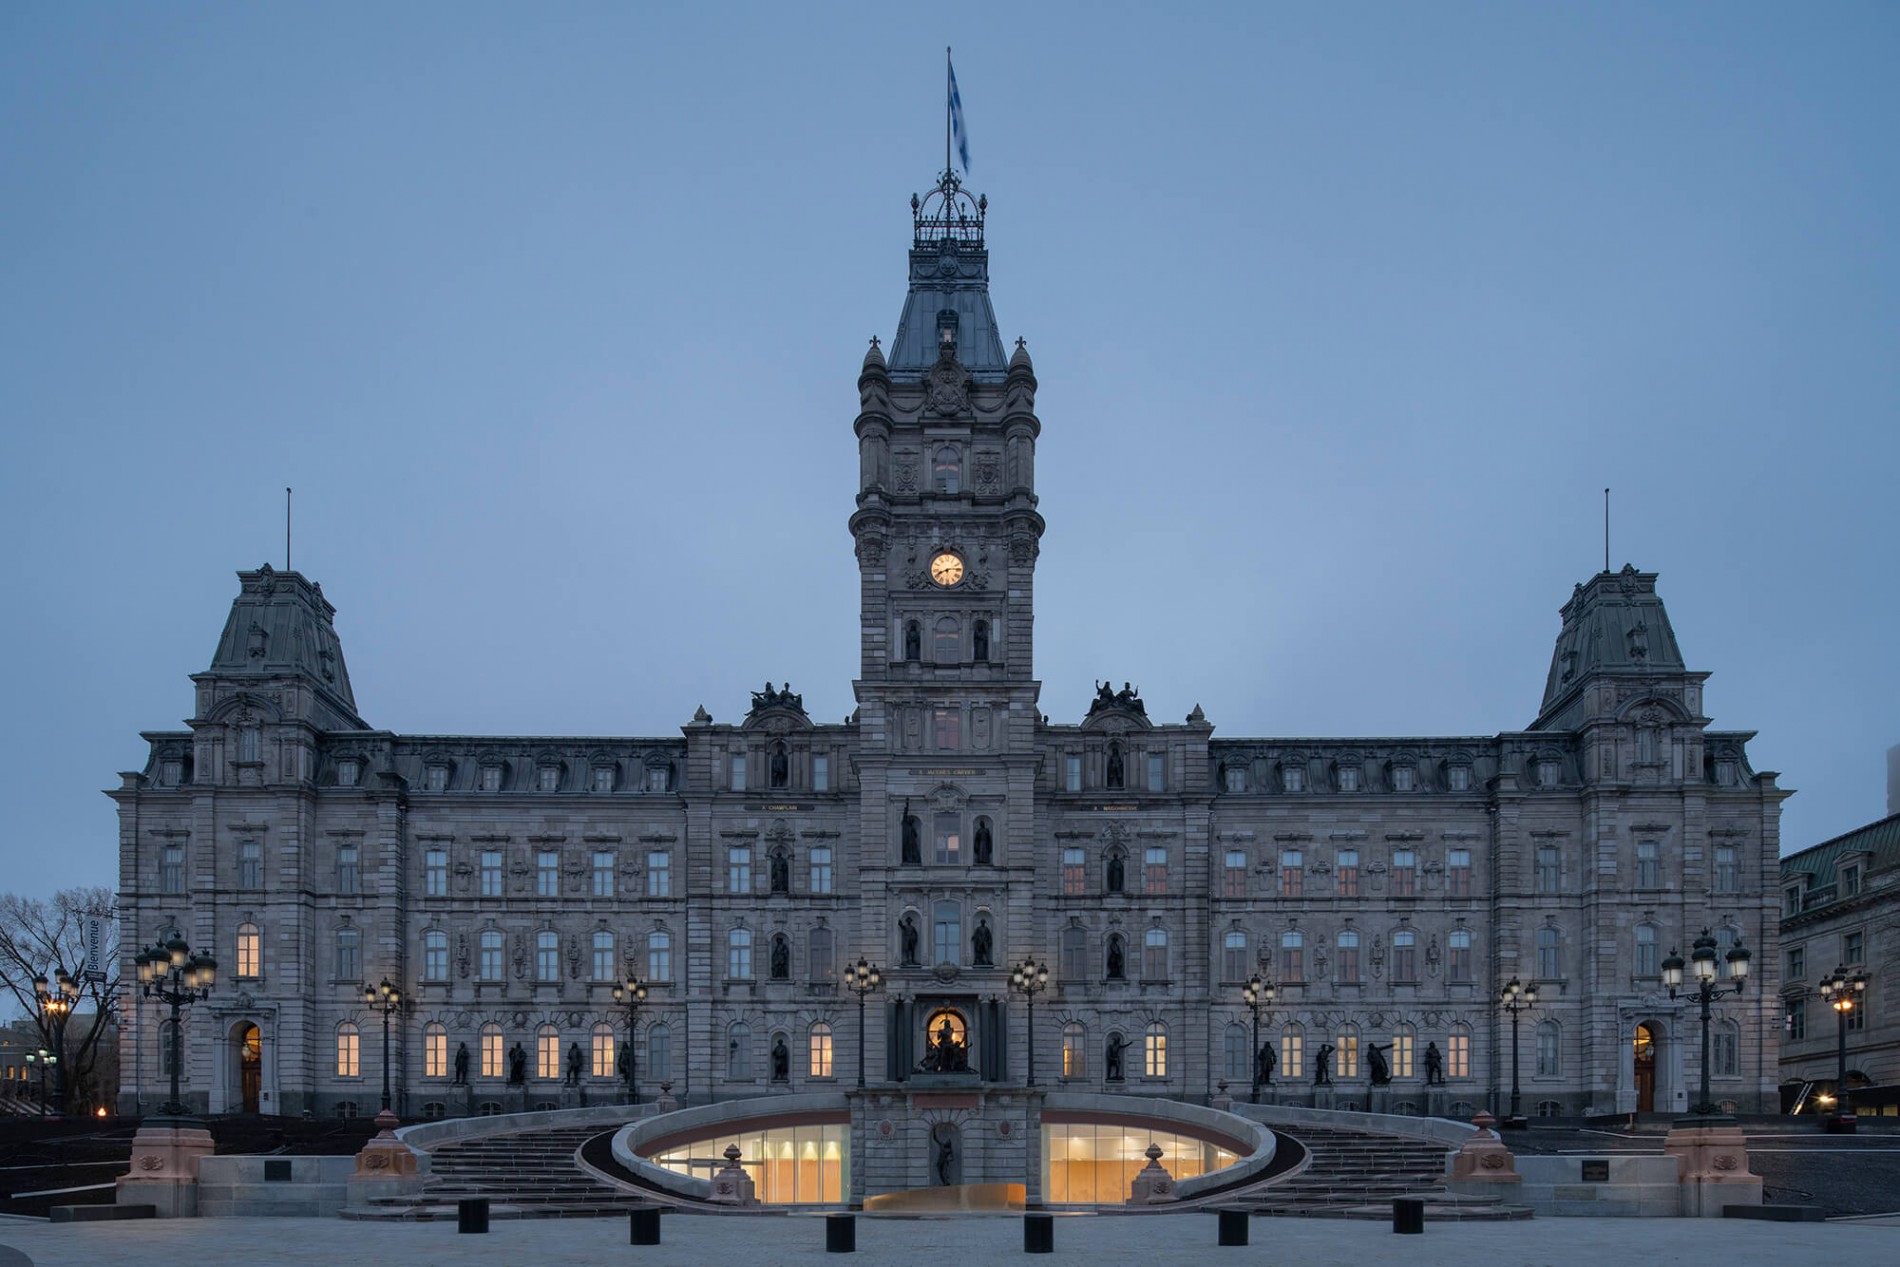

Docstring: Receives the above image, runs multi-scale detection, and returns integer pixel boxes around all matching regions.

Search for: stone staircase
[343,1124,653,1220]
[1243,1125,1530,1221]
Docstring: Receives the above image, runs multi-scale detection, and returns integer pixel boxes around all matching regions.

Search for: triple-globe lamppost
[1817,965,1868,1132]
[31,969,80,1115]
[1010,957,1050,1087]
[844,958,884,1089]
[1661,928,1751,1119]
[1242,972,1276,1104]
[24,1049,53,1115]
[135,933,217,1119]
[1498,976,1538,1124]
[612,975,647,1103]
[362,978,402,1114]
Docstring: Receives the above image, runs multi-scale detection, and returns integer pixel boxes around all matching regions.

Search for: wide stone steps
[341,1125,653,1221]
[1242,1126,1530,1221]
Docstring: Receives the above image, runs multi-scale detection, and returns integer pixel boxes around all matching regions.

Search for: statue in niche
[1106,851,1125,894]
[618,1040,631,1082]
[1106,745,1124,789]
[971,918,992,967]
[1366,1041,1391,1086]
[904,622,921,662]
[508,1043,527,1085]
[1105,1033,1128,1082]
[453,1042,470,1085]
[973,820,993,866]
[1255,1041,1276,1087]
[973,620,989,661]
[771,936,790,979]
[932,1123,959,1185]
[769,746,789,788]
[771,1035,790,1083]
[565,1042,584,1085]
[901,810,921,866]
[1106,935,1125,980]
[1313,1044,1334,1086]
[769,849,790,894]
[899,913,920,966]
[1424,1042,1445,1086]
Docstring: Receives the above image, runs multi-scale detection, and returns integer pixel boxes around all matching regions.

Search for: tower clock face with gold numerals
[929,552,964,586]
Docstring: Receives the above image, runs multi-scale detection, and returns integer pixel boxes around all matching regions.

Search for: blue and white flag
[949,58,971,174]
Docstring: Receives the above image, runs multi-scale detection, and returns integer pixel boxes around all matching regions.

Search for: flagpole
[945,47,952,177]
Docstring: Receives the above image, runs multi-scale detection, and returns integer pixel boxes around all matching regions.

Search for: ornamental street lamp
[1498,976,1538,1124]
[611,975,647,1103]
[1010,957,1051,1087]
[135,933,217,1119]
[363,978,401,1114]
[1817,964,1868,1132]
[25,1049,53,1116]
[844,958,883,1089]
[32,968,80,1115]
[1662,928,1750,1119]
[1242,973,1276,1104]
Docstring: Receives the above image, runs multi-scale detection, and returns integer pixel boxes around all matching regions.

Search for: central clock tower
[847,170,1045,1093]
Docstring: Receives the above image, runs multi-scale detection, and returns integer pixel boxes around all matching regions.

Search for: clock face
[930,552,964,586]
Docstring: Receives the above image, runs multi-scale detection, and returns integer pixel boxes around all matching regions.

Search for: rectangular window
[238,840,261,890]
[1536,1026,1560,1077]
[1147,753,1165,792]
[647,933,671,983]
[1845,930,1864,965]
[647,849,671,898]
[1391,850,1417,897]
[425,849,448,897]
[480,765,502,792]
[933,708,960,749]
[1064,755,1082,792]
[647,765,669,793]
[1537,929,1561,979]
[593,765,614,792]
[337,844,360,894]
[161,844,184,894]
[1225,765,1247,793]
[425,765,448,792]
[1448,932,1472,982]
[481,1030,503,1078]
[934,813,961,866]
[1222,932,1249,982]
[1636,841,1660,889]
[538,765,560,792]
[1785,1000,1806,1041]
[237,925,260,977]
[536,850,560,898]
[1279,935,1304,983]
[1337,1033,1359,1079]
[592,1029,615,1078]
[1536,846,1561,894]
[728,932,753,980]
[1279,850,1303,898]
[1635,928,1658,977]
[479,932,503,981]
[1062,848,1087,896]
[810,1028,834,1078]
[238,726,260,763]
[337,1028,359,1078]
[1714,845,1739,893]
[1786,947,1804,980]
[592,932,614,981]
[592,850,614,898]
[1282,765,1304,793]
[728,846,751,894]
[1222,850,1248,898]
[1448,1032,1470,1079]
[1063,1028,1086,1079]
[1337,766,1359,792]
[1144,1029,1167,1079]
[1446,848,1471,897]
[809,845,833,894]
[1143,931,1168,980]
[424,932,448,981]
[1336,935,1360,984]
[1283,1032,1303,1081]
[426,1028,448,1078]
[537,1030,559,1080]
[932,904,961,967]
[1392,1031,1414,1079]
[1713,1027,1738,1077]
[1391,935,1417,982]
[1392,765,1415,792]
[1843,864,1862,897]
[1335,849,1359,898]
[480,851,503,898]
[335,931,360,981]
[1143,846,1168,895]
[1447,765,1470,791]
[536,932,559,981]
[729,753,746,791]
[648,1025,673,1082]
[1848,1001,1867,1033]
[812,754,830,792]
[1785,886,1802,917]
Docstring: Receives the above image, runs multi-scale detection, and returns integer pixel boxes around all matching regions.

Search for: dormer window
[160,758,182,786]
[1336,765,1360,793]
[1282,765,1304,793]
[1842,864,1862,898]
[425,764,448,792]
[1446,764,1471,792]
[1391,765,1415,793]
[337,759,360,788]
[537,764,561,792]
[592,765,615,793]
[480,764,503,793]
[1535,758,1561,788]
[936,308,959,352]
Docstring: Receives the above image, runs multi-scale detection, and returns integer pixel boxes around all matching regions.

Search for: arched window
[933,446,961,494]
[1336,1023,1360,1080]
[1105,932,1127,980]
[1142,927,1169,980]
[1336,930,1361,983]
[591,1023,616,1078]
[480,1023,503,1079]
[932,900,962,966]
[1447,1024,1471,1079]
[1279,930,1304,983]
[728,1023,752,1079]
[1062,1022,1087,1079]
[647,929,672,982]
[1391,929,1417,982]
[1060,924,1088,983]
[1536,1020,1561,1077]
[536,1025,560,1079]
[809,1022,834,1078]
[592,930,615,981]
[1634,923,1658,977]
[1143,1022,1168,1078]
[424,929,448,981]
[1537,926,1561,979]
[1713,1020,1740,1077]
[422,1022,448,1078]
[973,619,990,662]
[808,925,835,982]
[904,621,921,662]
[334,927,360,981]
[1282,1023,1305,1080]
[728,927,753,979]
[237,922,261,978]
[933,616,959,663]
[336,1022,360,1078]
[1392,1023,1415,1078]
[647,1023,673,1083]
[1223,1023,1250,1083]
[770,932,791,980]
[536,929,560,981]
[1222,929,1248,981]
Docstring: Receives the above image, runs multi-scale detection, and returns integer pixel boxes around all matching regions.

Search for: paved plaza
[1,1212,1896,1267]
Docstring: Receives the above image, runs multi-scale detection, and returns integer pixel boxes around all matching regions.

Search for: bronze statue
[771,1034,790,1082]
[770,849,790,893]
[901,808,921,866]
[1106,852,1125,894]
[973,819,993,866]
[453,1041,469,1085]
[971,918,992,966]
[1105,1033,1128,1082]
[1313,1043,1334,1086]
[1106,935,1125,980]
[899,913,920,965]
[508,1043,527,1085]
[1424,1041,1445,1086]
[565,1041,584,1085]
[1255,1040,1276,1086]
[1366,1041,1391,1086]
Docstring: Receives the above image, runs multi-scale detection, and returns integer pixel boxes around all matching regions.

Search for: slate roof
[888,176,1008,377]
[1535,565,1688,727]
[200,565,365,727]
[1781,812,1900,911]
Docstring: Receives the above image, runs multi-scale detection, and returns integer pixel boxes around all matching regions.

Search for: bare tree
[0,887,119,1110]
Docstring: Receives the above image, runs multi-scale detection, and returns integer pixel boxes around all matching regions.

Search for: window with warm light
[425,1023,447,1078]
[336,1023,359,1077]
[480,1024,503,1078]
[1063,1022,1087,1078]
[1335,849,1359,898]
[1062,848,1087,896]
[237,922,261,978]
[592,1024,616,1078]
[1279,850,1303,898]
[1448,1028,1471,1078]
[1282,1026,1304,1080]
[536,1026,560,1079]
[1143,1023,1167,1078]
[810,1023,834,1078]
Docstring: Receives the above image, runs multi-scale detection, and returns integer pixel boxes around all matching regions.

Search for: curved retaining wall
[1040,1092,1278,1200]
[611,1091,852,1203]
[394,1100,653,1151]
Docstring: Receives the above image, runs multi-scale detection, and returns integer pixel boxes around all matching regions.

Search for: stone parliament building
[113,172,1789,1123]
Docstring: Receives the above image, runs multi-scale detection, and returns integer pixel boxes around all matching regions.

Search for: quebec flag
[949,58,971,174]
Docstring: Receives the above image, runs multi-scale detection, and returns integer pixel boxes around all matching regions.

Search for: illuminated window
[1222,850,1248,898]
[1144,846,1168,895]
[593,850,615,898]
[536,849,560,897]
[1447,1027,1471,1079]
[1279,930,1303,983]
[1063,848,1087,895]
[810,1023,834,1078]
[1335,850,1359,898]
[592,1024,616,1078]
[479,850,503,897]
[647,849,671,897]
[1142,927,1169,980]
[1392,930,1417,982]
[728,846,751,894]
[1446,848,1471,897]
[1391,850,1417,897]
[1222,930,1248,981]
[1392,1025,1415,1079]
[1448,929,1472,982]
[1336,930,1360,984]
[536,930,559,981]
[336,1023,360,1077]
[480,1024,503,1078]
[1063,1023,1087,1078]
[1336,1025,1359,1079]
[1282,1025,1304,1080]
[425,848,448,896]
[728,927,753,979]
[479,930,502,981]
[1143,1023,1168,1078]
[592,931,614,981]
[238,840,261,890]
[425,1023,447,1078]
[424,930,448,980]
[536,1025,560,1079]
[237,922,261,977]
[1279,850,1303,897]
[647,930,671,982]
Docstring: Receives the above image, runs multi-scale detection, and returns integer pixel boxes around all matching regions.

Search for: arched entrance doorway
[1633,1022,1657,1112]
[231,1022,262,1113]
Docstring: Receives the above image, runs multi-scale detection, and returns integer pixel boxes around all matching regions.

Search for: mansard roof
[199,565,364,727]
[889,173,1008,378]
[1781,812,1900,919]
[1535,565,1688,728]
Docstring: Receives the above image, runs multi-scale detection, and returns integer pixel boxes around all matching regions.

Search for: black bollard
[1393,1196,1424,1234]
[826,1212,856,1253]
[629,1206,661,1245]
[1024,1212,1054,1254]
[457,1196,489,1234]
[1217,1208,1249,1246]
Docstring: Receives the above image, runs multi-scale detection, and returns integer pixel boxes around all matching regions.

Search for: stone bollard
[707,1144,759,1206]
[1393,1196,1424,1234]
[1447,1111,1522,1186]
[629,1206,661,1245]
[1126,1142,1180,1205]
[1023,1211,1054,1253]
[457,1196,489,1234]
[1217,1208,1249,1246]
[826,1212,856,1253]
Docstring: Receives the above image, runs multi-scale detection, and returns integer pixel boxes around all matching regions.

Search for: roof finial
[869,335,880,348]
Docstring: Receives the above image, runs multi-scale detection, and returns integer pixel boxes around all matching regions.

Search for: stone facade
[112,171,1787,1125]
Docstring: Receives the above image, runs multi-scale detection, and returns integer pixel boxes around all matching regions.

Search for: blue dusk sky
[1,3,1896,903]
